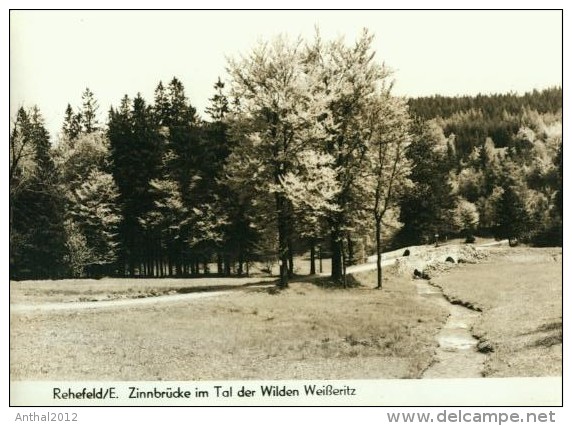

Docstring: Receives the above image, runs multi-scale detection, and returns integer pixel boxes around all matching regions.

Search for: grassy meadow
[10,246,562,380]
[432,247,562,377]
[10,270,447,380]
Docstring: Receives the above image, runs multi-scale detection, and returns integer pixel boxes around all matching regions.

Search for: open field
[10,245,561,380]
[10,270,447,380]
[431,247,562,377]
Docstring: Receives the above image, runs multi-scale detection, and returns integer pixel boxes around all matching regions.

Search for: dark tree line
[408,87,562,121]
[10,107,67,279]
[408,87,562,159]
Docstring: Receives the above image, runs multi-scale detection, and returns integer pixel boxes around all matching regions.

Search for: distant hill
[407,87,562,120]
[407,87,562,159]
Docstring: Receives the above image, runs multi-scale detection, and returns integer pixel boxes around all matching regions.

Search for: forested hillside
[9,32,562,283]
[408,87,562,157]
[396,87,562,247]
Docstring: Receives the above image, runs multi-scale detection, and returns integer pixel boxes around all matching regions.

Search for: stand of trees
[9,32,563,283]
[399,88,562,248]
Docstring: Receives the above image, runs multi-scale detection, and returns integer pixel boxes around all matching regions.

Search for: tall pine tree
[396,120,456,246]
[108,94,163,275]
[81,88,100,134]
[10,107,67,279]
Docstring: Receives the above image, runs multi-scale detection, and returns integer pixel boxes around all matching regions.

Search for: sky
[10,9,563,138]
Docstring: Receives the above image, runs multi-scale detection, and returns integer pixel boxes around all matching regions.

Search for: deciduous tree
[226,35,323,287]
[361,95,411,289]
[306,29,393,283]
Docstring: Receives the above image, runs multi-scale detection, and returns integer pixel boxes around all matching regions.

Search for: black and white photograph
[8,8,563,408]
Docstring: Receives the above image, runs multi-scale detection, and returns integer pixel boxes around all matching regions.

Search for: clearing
[10,271,447,380]
[9,245,561,380]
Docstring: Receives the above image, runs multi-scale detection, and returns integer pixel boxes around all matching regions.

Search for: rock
[477,340,494,353]
[413,269,430,280]
[445,256,455,263]
[403,249,410,257]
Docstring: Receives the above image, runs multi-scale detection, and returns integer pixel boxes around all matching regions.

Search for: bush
[63,220,94,278]
[531,223,563,247]
[465,235,476,244]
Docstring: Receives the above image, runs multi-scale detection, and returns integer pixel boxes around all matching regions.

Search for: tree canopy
[9,33,562,282]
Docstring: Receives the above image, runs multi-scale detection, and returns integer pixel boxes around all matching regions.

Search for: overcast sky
[10,10,562,138]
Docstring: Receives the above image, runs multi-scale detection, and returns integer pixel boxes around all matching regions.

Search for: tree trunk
[331,231,343,282]
[347,236,355,266]
[310,240,316,275]
[276,192,289,288]
[154,247,158,277]
[157,246,162,277]
[129,250,135,277]
[287,238,294,278]
[341,238,347,288]
[224,254,231,276]
[217,253,223,275]
[375,218,382,289]
[238,250,244,276]
[116,252,126,277]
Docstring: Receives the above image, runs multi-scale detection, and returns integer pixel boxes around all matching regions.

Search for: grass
[12,245,559,380]
[10,270,447,381]
[431,247,562,377]
[8,255,331,305]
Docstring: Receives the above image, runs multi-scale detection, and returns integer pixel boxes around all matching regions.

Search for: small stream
[416,279,486,378]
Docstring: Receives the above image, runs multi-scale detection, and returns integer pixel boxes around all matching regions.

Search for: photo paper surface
[8,8,563,408]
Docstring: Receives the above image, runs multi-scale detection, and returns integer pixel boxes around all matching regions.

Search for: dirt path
[10,284,273,314]
[345,257,397,274]
[416,279,486,378]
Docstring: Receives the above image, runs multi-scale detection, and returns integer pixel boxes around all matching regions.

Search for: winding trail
[10,284,272,314]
